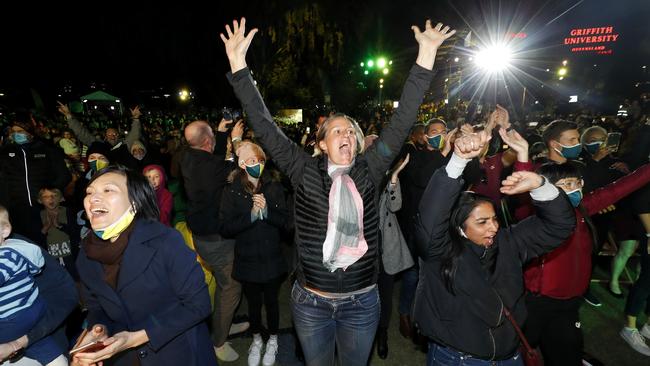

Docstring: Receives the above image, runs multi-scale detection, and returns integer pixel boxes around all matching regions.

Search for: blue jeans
[399,266,418,315]
[427,342,524,366]
[291,281,380,366]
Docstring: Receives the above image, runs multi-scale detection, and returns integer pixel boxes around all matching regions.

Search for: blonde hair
[312,113,365,157]
[38,187,63,204]
[236,141,266,166]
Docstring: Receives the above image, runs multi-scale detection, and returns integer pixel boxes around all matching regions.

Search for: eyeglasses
[555,179,583,190]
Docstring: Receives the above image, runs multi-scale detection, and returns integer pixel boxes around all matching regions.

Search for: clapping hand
[499,128,529,162]
[453,130,491,159]
[500,171,545,195]
[220,17,258,74]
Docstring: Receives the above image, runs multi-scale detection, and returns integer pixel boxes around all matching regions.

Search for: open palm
[412,20,456,51]
[220,17,258,73]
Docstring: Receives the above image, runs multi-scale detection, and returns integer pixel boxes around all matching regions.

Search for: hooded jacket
[143,165,173,226]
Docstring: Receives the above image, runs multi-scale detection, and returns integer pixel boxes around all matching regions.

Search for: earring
[459,227,468,238]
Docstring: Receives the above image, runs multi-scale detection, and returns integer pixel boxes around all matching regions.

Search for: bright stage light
[474,45,512,72]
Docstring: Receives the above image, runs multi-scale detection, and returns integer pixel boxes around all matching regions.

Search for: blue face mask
[12,132,29,145]
[556,143,582,159]
[584,141,603,155]
[245,163,264,178]
[566,188,583,207]
[426,134,444,150]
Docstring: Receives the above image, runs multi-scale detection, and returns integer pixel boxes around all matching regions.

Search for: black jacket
[228,65,433,293]
[179,132,233,236]
[0,139,71,207]
[413,169,575,360]
[220,173,289,283]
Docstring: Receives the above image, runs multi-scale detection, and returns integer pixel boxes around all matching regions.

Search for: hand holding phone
[605,132,622,152]
[69,341,107,355]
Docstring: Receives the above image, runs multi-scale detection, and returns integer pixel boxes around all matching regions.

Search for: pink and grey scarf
[322,165,368,271]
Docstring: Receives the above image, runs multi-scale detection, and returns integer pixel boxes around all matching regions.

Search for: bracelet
[232,137,242,143]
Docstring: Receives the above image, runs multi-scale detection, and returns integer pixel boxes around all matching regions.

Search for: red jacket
[524,163,650,299]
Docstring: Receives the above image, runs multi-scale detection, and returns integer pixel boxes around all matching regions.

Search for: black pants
[625,242,650,317]
[242,276,283,334]
[524,293,583,366]
[378,268,394,328]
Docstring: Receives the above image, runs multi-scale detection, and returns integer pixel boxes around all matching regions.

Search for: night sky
[1,0,648,111]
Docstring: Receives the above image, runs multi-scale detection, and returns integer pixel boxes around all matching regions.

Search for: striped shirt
[0,238,44,318]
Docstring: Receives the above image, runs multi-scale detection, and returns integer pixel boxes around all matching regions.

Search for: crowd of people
[1,16,650,366]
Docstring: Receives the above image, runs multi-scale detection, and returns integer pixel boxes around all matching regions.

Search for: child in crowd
[0,205,66,366]
[143,164,173,226]
[38,187,80,279]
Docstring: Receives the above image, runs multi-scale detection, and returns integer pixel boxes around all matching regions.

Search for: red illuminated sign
[564,26,619,54]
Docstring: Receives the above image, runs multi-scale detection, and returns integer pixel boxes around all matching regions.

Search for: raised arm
[124,106,142,148]
[58,101,98,146]
[499,171,576,262]
[222,18,309,187]
[365,21,455,186]
[415,132,490,259]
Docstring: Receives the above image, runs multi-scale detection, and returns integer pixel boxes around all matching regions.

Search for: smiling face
[463,202,499,247]
[318,117,359,165]
[84,172,131,230]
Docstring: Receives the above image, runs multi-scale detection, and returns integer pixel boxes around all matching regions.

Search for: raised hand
[499,128,529,162]
[130,106,141,119]
[217,118,233,132]
[231,120,245,141]
[441,127,458,156]
[220,17,258,74]
[500,171,545,195]
[391,153,410,183]
[57,101,72,118]
[453,130,490,159]
[412,20,456,70]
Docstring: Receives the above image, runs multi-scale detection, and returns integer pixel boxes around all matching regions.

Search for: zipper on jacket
[21,148,32,207]
[490,289,504,361]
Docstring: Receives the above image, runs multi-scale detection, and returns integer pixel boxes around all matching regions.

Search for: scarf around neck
[83,221,136,289]
[322,162,368,272]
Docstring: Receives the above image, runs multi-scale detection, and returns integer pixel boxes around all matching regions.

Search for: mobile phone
[306,126,311,133]
[69,341,106,355]
[605,132,622,152]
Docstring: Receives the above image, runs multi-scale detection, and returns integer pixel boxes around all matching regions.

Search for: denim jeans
[399,266,419,315]
[291,281,380,366]
[427,342,524,366]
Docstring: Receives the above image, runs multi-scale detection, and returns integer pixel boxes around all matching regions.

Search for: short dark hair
[88,165,159,221]
[542,120,578,146]
[537,162,581,184]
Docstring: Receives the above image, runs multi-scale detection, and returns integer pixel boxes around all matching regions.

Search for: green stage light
[377,57,387,68]
[367,60,374,68]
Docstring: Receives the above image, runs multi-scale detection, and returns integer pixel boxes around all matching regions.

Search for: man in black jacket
[179,118,247,362]
[0,115,71,244]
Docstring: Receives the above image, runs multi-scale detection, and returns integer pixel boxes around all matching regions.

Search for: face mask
[133,153,145,161]
[554,143,582,159]
[566,188,583,207]
[245,163,265,178]
[426,134,444,150]
[584,141,603,155]
[93,206,136,240]
[89,159,109,173]
[12,132,29,144]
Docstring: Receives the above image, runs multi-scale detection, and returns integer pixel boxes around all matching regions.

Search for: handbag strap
[502,306,535,355]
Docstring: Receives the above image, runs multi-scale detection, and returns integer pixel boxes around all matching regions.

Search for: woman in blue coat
[72,165,216,366]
